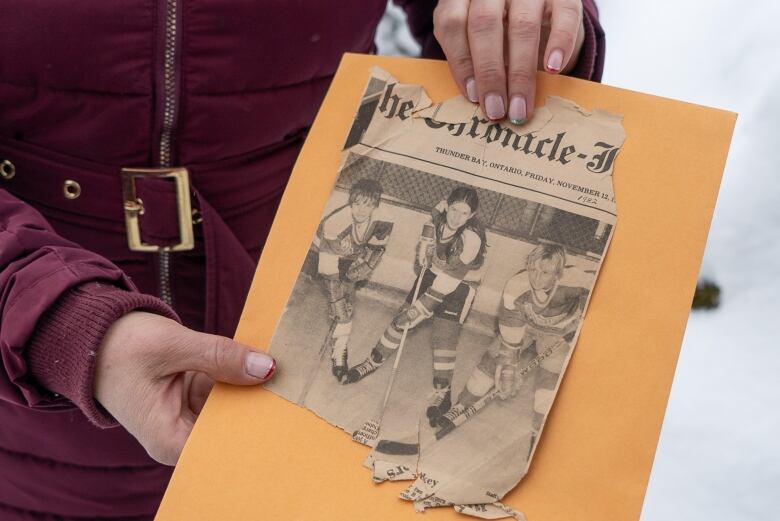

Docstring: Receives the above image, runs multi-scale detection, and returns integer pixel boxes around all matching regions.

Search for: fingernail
[547,49,564,73]
[465,78,478,103]
[485,93,505,120]
[246,351,276,380]
[508,96,527,125]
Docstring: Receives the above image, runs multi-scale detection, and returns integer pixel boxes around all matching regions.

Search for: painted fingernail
[465,77,478,103]
[246,351,276,380]
[508,96,527,125]
[485,93,505,120]
[547,49,564,73]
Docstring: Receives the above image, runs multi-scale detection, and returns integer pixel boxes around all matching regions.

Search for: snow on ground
[377,1,780,519]
[598,2,780,519]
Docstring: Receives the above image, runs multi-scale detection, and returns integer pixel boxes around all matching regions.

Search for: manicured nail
[485,93,505,120]
[547,49,564,73]
[246,351,276,380]
[508,96,527,125]
[465,77,478,103]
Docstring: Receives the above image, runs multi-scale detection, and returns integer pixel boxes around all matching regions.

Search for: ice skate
[434,403,472,439]
[425,384,451,427]
[345,349,384,384]
[330,336,349,383]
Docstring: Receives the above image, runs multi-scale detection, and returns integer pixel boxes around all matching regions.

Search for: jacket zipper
[157,0,180,306]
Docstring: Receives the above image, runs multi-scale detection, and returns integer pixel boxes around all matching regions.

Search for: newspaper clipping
[264,67,624,519]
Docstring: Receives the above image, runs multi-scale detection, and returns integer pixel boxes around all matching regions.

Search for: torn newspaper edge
[264,67,624,519]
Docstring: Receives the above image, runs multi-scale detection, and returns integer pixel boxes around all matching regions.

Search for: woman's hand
[434,0,585,123]
[94,311,276,465]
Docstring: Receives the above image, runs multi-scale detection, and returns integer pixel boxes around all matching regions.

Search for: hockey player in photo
[316,178,393,382]
[434,243,590,440]
[346,186,488,427]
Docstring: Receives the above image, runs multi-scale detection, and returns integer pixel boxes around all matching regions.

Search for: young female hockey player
[434,243,590,440]
[316,178,393,382]
[346,186,487,426]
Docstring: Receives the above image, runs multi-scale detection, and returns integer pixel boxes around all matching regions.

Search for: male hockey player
[316,178,393,382]
[346,186,487,427]
[434,243,590,439]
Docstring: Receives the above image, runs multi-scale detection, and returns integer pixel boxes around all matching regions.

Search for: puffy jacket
[0,1,604,519]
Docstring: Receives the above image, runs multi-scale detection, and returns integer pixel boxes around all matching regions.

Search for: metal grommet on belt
[63,179,81,199]
[0,159,15,180]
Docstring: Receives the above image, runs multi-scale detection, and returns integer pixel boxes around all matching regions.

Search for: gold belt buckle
[121,167,195,252]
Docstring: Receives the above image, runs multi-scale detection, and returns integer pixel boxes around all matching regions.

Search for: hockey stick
[352,266,427,446]
[435,337,566,440]
[297,318,337,405]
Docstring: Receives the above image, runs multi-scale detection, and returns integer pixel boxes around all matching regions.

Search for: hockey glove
[394,299,434,329]
[416,220,435,270]
[496,363,520,400]
[346,258,372,282]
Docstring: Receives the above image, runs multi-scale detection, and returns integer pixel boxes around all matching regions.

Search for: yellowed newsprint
[264,67,625,519]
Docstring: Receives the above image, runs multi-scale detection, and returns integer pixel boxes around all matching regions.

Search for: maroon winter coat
[0,1,605,519]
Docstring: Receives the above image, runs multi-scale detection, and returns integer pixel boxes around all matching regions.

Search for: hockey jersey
[317,204,393,260]
[499,268,590,337]
[429,206,487,281]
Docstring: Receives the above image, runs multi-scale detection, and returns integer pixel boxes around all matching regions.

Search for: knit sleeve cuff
[571,0,606,82]
[26,282,179,428]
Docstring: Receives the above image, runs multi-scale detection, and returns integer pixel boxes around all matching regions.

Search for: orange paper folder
[156,54,736,521]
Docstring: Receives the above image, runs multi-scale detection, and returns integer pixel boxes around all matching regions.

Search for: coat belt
[0,134,293,335]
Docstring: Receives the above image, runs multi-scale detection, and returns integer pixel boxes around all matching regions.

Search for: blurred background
[376,1,780,519]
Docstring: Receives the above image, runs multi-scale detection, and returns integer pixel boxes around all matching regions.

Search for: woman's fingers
[506,0,544,123]
[434,0,586,122]
[543,0,583,74]
[186,372,216,416]
[434,0,477,102]
[164,332,276,385]
[468,0,507,120]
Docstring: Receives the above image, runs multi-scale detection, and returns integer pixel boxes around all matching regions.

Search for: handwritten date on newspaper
[264,67,625,520]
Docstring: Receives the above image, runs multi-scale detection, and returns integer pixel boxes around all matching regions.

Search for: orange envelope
[156,54,736,521]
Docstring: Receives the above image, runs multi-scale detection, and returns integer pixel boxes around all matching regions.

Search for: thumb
[177,334,277,385]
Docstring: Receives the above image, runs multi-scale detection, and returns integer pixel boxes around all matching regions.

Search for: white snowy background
[376,1,780,519]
